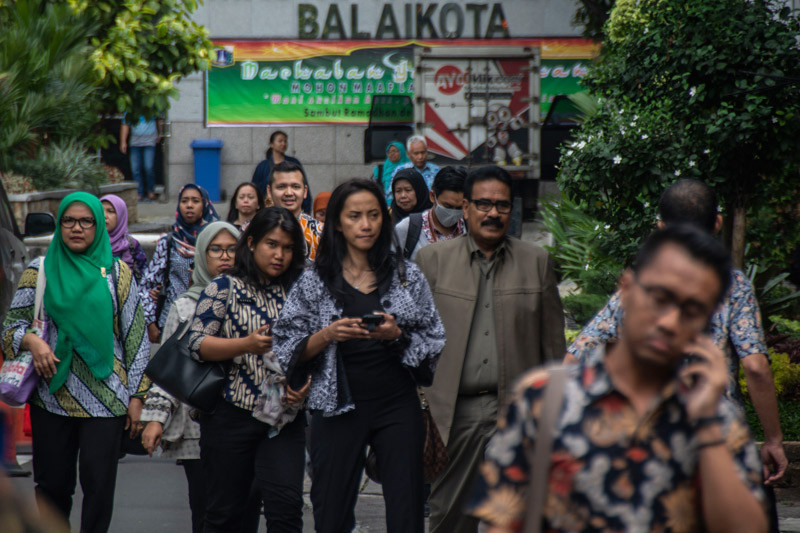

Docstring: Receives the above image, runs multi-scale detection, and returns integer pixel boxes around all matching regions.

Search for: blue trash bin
[190,139,223,202]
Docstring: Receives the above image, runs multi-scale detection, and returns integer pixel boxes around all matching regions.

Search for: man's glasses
[207,245,236,258]
[632,275,710,326]
[470,199,513,214]
[60,216,96,229]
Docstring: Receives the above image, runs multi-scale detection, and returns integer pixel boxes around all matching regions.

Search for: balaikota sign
[206,39,597,126]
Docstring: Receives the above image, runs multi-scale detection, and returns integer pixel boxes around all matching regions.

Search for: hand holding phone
[361,313,385,332]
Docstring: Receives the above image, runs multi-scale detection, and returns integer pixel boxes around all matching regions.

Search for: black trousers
[309,385,425,533]
[29,404,126,533]
[199,400,305,533]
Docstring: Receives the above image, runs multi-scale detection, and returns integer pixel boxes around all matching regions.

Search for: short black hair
[269,160,305,183]
[632,223,732,304]
[431,166,467,196]
[463,165,512,200]
[658,179,718,232]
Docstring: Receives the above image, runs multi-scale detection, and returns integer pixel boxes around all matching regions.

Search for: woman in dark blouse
[188,207,309,533]
[273,179,445,533]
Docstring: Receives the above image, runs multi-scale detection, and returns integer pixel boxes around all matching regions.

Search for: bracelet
[696,438,726,451]
[691,415,724,429]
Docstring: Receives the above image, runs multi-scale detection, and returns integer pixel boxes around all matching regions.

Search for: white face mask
[434,199,463,228]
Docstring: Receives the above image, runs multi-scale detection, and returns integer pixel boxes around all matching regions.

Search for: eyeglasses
[470,199,513,214]
[60,216,96,229]
[207,245,236,258]
[632,275,710,326]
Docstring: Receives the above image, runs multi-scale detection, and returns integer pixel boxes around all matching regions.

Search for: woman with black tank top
[273,178,445,533]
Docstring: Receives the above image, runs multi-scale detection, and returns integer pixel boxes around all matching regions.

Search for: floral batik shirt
[568,270,767,405]
[189,275,287,411]
[468,351,766,533]
[298,213,323,261]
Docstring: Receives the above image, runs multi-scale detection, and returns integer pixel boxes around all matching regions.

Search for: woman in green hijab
[372,141,409,203]
[1,192,150,533]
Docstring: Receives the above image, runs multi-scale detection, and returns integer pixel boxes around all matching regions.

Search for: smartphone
[361,314,385,332]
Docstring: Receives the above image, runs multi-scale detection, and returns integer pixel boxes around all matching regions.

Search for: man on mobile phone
[470,224,768,533]
[565,180,787,498]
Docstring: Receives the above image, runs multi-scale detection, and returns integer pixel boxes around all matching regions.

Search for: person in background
[252,130,312,214]
[140,184,219,343]
[273,179,445,533]
[391,135,440,190]
[415,165,565,533]
[2,192,150,533]
[189,207,309,533]
[313,191,331,224]
[267,161,323,261]
[120,115,160,202]
[373,141,409,203]
[100,194,147,283]
[394,166,467,260]
[227,182,264,231]
[141,221,249,533]
[390,168,432,225]
[470,225,768,533]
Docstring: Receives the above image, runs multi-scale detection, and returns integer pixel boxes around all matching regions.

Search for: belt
[459,389,498,397]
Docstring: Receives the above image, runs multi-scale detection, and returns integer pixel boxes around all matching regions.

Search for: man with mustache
[416,165,566,533]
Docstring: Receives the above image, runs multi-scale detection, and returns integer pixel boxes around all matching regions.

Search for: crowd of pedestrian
[0,131,785,533]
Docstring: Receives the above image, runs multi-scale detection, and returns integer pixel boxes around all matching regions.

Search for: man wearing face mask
[394,166,467,260]
[415,165,566,533]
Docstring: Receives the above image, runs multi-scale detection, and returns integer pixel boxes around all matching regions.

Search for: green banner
[207,47,413,125]
[540,59,589,116]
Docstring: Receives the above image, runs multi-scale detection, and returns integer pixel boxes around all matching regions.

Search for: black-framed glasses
[207,245,236,258]
[632,275,710,326]
[470,199,513,214]
[60,216,96,229]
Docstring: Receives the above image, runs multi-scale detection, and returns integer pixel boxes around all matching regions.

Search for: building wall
[166,1,583,201]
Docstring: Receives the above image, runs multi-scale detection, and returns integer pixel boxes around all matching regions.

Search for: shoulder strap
[34,256,46,321]
[524,365,569,533]
[404,213,423,260]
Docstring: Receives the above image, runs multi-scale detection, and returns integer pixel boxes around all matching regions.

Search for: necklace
[343,264,371,290]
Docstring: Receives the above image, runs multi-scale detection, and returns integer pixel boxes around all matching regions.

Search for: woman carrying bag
[188,207,310,533]
[273,179,445,533]
[1,192,150,533]
[140,220,243,533]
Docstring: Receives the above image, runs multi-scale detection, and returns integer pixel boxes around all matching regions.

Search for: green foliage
[9,139,107,193]
[563,293,611,326]
[572,0,616,41]
[558,0,800,271]
[0,0,100,170]
[739,350,800,399]
[770,315,800,337]
[64,0,213,117]
[745,267,800,325]
[745,398,800,441]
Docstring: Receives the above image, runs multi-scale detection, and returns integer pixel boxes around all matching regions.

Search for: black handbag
[144,318,226,413]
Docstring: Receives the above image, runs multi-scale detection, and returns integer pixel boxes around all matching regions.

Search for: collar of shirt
[466,233,508,264]
[582,345,683,409]
[422,208,466,242]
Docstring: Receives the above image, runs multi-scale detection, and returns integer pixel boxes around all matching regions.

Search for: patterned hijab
[44,192,115,393]
[99,194,133,268]
[171,184,220,257]
[183,221,241,301]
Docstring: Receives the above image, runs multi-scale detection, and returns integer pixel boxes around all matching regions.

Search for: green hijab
[183,221,241,301]
[44,192,115,393]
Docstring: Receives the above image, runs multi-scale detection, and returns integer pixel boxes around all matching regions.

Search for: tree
[0,0,100,169]
[64,0,213,117]
[572,0,616,41]
[558,0,800,270]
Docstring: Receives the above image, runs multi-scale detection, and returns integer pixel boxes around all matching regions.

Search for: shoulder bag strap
[404,213,423,260]
[524,365,569,533]
[34,256,46,321]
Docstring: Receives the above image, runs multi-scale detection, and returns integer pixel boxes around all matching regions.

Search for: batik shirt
[298,213,323,261]
[468,351,766,532]
[2,258,150,417]
[140,234,193,329]
[568,270,767,405]
[189,275,287,412]
[392,161,441,190]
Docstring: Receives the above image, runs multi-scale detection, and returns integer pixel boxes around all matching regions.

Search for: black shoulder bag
[145,277,232,413]
[403,213,423,260]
